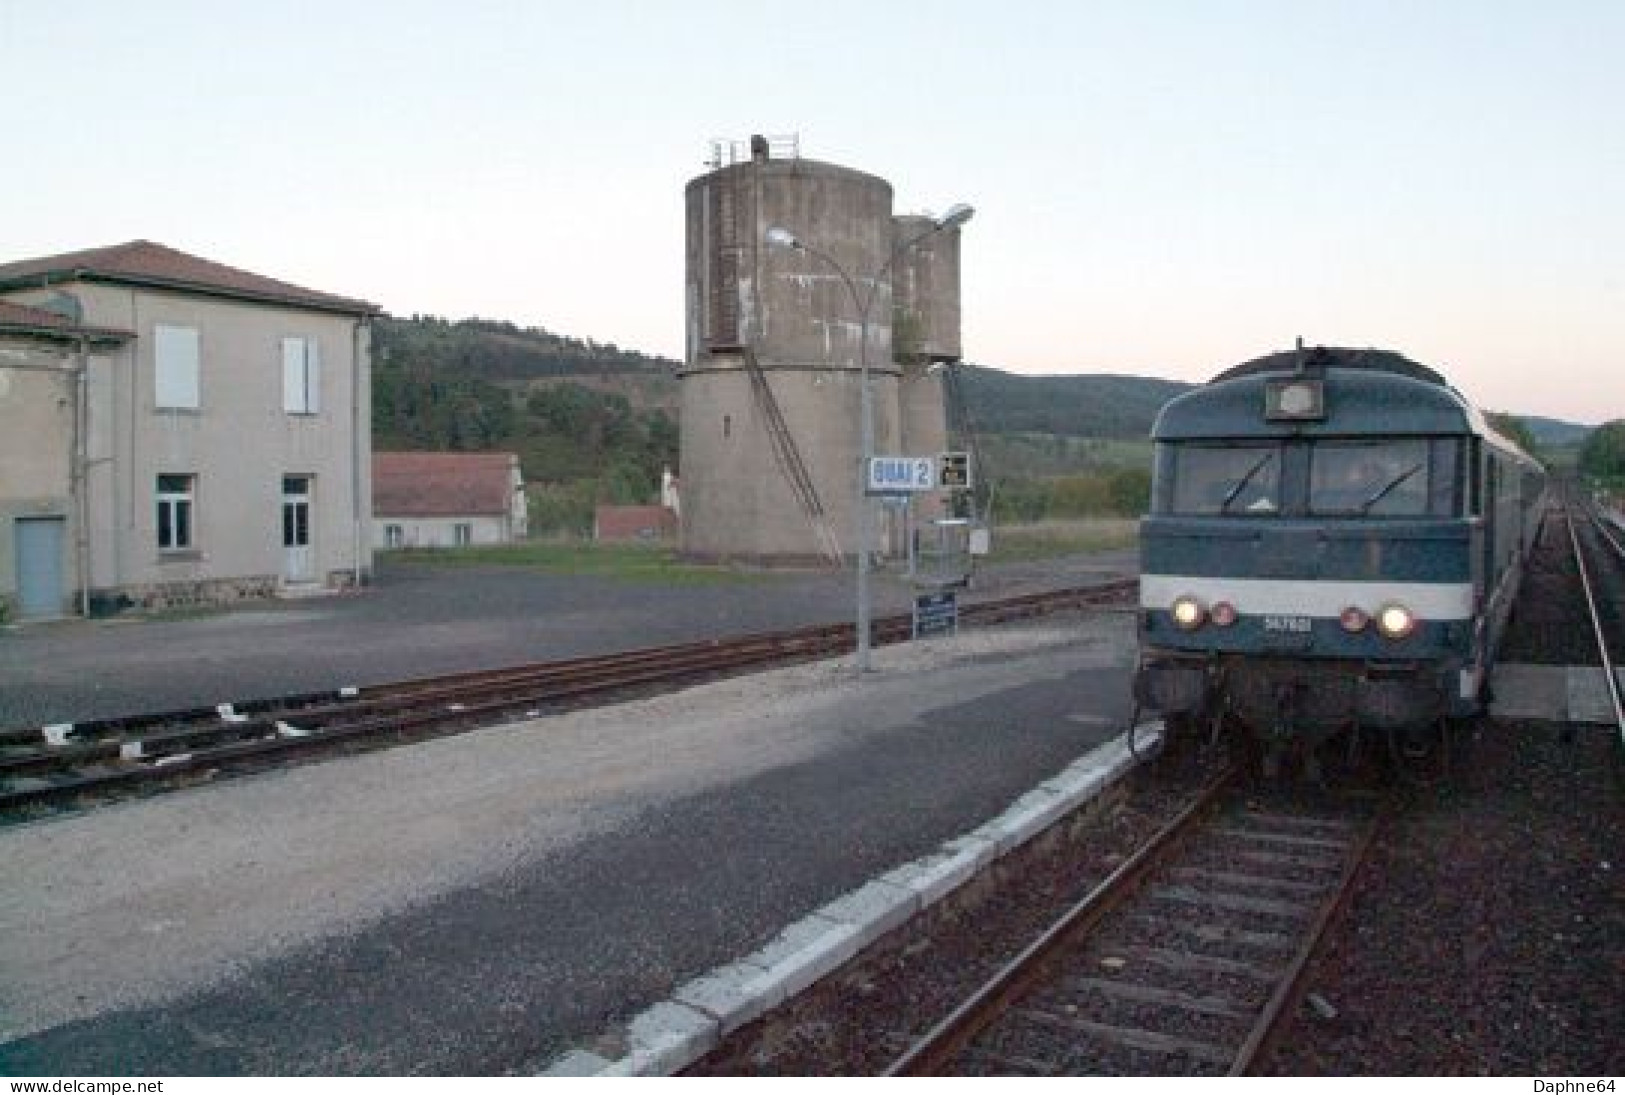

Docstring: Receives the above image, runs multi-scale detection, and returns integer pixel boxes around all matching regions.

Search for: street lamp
[766,204,974,673]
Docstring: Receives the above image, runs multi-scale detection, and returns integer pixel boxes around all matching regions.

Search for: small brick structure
[594,505,677,543]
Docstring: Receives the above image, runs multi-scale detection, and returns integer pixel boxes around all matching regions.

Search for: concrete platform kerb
[542,724,1161,1076]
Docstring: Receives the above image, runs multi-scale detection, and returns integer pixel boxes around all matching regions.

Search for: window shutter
[282,338,302,411]
[155,325,200,409]
[283,337,319,413]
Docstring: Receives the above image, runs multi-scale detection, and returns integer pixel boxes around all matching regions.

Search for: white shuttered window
[282,337,320,414]
[154,325,200,409]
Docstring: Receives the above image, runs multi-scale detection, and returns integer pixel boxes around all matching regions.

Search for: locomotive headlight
[1376,603,1417,640]
[1170,595,1206,630]
[1339,606,1370,633]
[1210,601,1238,627]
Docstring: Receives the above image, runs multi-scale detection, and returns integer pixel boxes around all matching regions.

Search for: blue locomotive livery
[1134,346,1545,775]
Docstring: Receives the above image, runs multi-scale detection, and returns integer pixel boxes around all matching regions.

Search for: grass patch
[380,539,765,585]
[986,519,1140,562]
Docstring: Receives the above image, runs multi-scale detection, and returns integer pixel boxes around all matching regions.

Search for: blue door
[16,517,66,619]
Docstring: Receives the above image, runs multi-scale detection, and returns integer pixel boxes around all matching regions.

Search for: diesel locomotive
[1134,345,1546,775]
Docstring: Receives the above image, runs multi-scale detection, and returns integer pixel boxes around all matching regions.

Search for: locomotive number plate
[1263,614,1312,633]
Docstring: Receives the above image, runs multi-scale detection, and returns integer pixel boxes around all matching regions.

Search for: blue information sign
[913,590,958,639]
[866,455,937,494]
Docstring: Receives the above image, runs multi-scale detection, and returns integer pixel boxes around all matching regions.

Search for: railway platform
[1492,663,1625,723]
[0,551,1135,730]
[0,607,1141,1075]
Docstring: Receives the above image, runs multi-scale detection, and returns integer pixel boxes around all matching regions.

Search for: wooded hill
[953,368,1192,438]
[371,315,1194,452]
[372,317,679,517]
[370,315,1597,530]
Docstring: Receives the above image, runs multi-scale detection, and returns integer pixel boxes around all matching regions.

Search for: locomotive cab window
[1309,439,1457,517]
[1164,443,1282,515]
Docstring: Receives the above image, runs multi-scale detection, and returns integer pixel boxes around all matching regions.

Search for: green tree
[603,458,655,504]
[1578,420,1625,482]
[527,385,594,439]
[1107,467,1152,515]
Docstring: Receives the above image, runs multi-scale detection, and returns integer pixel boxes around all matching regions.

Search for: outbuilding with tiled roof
[373,452,527,549]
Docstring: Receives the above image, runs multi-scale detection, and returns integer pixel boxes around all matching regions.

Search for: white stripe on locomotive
[1139,574,1475,620]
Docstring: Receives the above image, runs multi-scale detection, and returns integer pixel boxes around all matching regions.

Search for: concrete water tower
[679,136,968,565]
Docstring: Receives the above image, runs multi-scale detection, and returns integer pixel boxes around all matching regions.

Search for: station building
[0,241,380,619]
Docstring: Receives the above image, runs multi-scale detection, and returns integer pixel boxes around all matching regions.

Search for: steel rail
[1228,806,1384,1074]
[1,631,848,778]
[0,632,857,810]
[1566,505,1625,745]
[886,772,1384,1078]
[1587,502,1625,568]
[884,768,1238,1076]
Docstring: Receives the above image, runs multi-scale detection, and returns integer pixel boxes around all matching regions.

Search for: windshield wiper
[1219,452,1276,513]
[1359,463,1424,514]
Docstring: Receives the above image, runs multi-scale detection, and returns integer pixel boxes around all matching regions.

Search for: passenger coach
[1134,346,1545,775]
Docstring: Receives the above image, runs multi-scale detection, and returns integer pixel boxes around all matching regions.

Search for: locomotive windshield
[1309,439,1447,516]
[1166,444,1281,515]
[1158,437,1460,517]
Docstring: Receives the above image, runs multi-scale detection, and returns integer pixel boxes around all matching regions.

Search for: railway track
[0,580,1135,818]
[886,771,1381,1076]
[1568,498,1625,743]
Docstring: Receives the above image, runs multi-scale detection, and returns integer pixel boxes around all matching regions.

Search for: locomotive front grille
[1217,656,1448,735]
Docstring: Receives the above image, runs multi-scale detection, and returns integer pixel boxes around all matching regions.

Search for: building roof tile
[594,505,677,542]
[0,240,381,316]
[373,452,520,518]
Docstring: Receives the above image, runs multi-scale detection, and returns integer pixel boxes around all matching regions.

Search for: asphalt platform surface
[1,550,1142,1076]
[0,551,1135,729]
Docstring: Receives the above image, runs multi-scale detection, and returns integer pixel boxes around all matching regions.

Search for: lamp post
[766,203,974,673]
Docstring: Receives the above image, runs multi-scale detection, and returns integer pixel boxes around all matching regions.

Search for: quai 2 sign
[865,456,937,493]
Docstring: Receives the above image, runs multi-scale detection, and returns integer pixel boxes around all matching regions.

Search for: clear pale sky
[4,1,1620,424]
